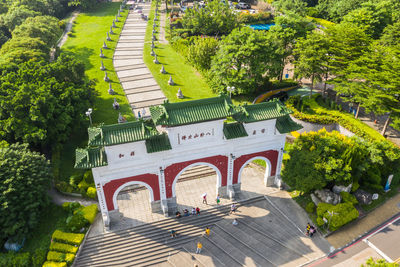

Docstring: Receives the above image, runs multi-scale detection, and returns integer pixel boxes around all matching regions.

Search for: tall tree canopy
[0,54,95,150]
[209,27,281,94]
[182,0,238,36]
[0,142,52,241]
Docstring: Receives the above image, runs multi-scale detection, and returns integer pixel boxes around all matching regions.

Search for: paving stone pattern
[114,2,166,118]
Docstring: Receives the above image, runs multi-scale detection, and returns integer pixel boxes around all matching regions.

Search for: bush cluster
[42,261,67,267]
[46,251,75,265]
[305,202,316,213]
[49,242,78,254]
[340,191,358,205]
[316,202,359,231]
[51,230,84,246]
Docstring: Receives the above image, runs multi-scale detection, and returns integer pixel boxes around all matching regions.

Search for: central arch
[171,162,223,198]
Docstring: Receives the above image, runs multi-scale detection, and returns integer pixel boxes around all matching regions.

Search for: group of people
[202,193,221,205]
[306,223,316,237]
[175,207,201,218]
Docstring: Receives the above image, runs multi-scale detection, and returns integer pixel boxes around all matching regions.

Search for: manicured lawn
[143,3,215,102]
[63,2,135,124]
[22,204,69,253]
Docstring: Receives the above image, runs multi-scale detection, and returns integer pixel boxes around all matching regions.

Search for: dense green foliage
[182,0,238,36]
[282,129,400,193]
[316,202,359,231]
[0,143,52,242]
[362,257,400,267]
[51,230,84,246]
[209,27,281,94]
[340,191,358,205]
[0,55,95,150]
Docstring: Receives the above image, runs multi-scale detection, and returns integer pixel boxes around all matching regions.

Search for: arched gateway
[75,95,302,228]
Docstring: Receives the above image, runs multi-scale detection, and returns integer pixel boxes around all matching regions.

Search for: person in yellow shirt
[205,227,210,237]
[196,242,202,254]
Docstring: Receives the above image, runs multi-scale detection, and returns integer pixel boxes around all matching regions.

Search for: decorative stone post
[104,71,109,82]
[100,60,105,71]
[112,20,116,28]
[100,48,104,58]
[176,88,184,99]
[110,26,114,34]
[108,83,115,95]
[150,48,155,56]
[168,76,174,86]
[103,41,108,49]
[106,32,111,41]
[160,65,166,74]
[151,41,155,48]
[115,15,119,22]
[153,55,159,64]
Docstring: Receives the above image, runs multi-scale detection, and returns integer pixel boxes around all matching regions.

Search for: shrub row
[46,251,75,265]
[286,94,387,143]
[49,242,78,254]
[51,230,84,246]
[42,261,67,267]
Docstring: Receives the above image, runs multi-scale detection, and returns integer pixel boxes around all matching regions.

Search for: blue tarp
[249,23,275,30]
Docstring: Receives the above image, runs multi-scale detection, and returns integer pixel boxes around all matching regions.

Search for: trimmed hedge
[49,242,78,254]
[286,94,387,143]
[81,204,98,224]
[46,251,74,265]
[86,187,97,199]
[42,261,67,267]
[51,230,84,246]
[316,202,359,231]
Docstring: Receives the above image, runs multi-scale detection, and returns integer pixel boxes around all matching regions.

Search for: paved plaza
[108,163,279,232]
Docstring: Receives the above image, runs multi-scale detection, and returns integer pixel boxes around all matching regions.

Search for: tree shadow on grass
[63,47,95,70]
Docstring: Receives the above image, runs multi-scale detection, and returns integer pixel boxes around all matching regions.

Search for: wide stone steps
[114,63,147,71]
[168,249,206,267]
[75,197,265,266]
[119,73,153,82]
[130,98,166,109]
[124,85,161,95]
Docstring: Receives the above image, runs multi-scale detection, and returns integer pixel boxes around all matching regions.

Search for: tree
[187,36,219,71]
[0,36,49,64]
[182,0,238,36]
[0,142,52,241]
[269,12,315,81]
[293,31,330,97]
[342,1,392,39]
[68,0,97,11]
[209,27,281,94]
[0,54,95,151]
[12,15,63,48]
[380,20,400,46]
[0,5,41,31]
[362,257,399,267]
[272,0,308,16]
[349,43,400,135]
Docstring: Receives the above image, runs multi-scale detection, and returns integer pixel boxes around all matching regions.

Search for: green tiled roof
[75,147,108,169]
[223,123,248,139]
[88,121,158,146]
[276,115,303,134]
[145,134,172,153]
[150,95,236,126]
[233,99,292,123]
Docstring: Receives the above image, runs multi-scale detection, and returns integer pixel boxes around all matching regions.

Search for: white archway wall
[171,162,222,198]
[112,181,155,211]
[237,156,271,185]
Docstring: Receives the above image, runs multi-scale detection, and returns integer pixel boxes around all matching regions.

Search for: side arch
[112,181,154,211]
[171,162,222,198]
[102,173,160,211]
[237,156,271,184]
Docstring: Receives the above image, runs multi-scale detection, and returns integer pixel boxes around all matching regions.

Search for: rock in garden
[354,189,372,205]
[315,189,341,205]
[332,183,352,194]
[310,193,321,206]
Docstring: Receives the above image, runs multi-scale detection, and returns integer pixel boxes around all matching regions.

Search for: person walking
[230,203,237,214]
[196,207,200,215]
[216,194,220,205]
[196,242,202,254]
[191,207,196,216]
[205,227,210,237]
[202,193,207,205]
[306,223,311,236]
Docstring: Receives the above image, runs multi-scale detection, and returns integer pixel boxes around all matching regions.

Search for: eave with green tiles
[145,134,172,153]
[276,115,303,134]
[233,99,293,123]
[150,94,236,127]
[75,147,108,169]
[223,122,248,139]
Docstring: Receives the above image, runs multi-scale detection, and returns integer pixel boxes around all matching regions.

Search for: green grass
[143,3,215,102]
[22,204,69,253]
[63,2,135,124]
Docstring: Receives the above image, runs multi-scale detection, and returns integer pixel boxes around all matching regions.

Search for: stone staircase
[166,199,327,267]
[74,197,265,267]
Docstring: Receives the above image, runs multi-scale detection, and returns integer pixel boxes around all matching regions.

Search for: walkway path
[57,11,80,48]
[114,2,166,118]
